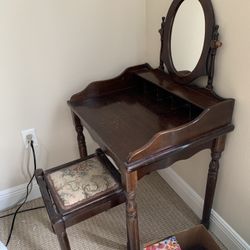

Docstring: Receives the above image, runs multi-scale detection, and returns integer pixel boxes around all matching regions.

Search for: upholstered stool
[35,149,125,250]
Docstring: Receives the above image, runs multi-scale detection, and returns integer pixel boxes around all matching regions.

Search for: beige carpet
[0,172,226,250]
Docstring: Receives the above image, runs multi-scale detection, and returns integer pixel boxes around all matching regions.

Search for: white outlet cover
[21,128,38,148]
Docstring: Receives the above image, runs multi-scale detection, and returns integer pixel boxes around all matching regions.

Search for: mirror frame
[160,0,215,84]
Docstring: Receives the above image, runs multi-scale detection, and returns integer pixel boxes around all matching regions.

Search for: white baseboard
[158,168,250,250]
[0,181,41,212]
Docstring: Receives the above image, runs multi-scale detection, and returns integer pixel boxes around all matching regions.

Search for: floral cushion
[47,157,119,210]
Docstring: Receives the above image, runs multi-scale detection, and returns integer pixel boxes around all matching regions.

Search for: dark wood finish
[206,25,223,91]
[67,1,234,249]
[72,112,87,158]
[68,64,234,249]
[201,135,226,228]
[69,67,234,169]
[123,171,140,250]
[160,0,220,85]
[35,150,125,250]
[53,222,70,250]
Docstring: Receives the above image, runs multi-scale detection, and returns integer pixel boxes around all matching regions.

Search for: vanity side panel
[69,64,151,104]
[127,99,234,163]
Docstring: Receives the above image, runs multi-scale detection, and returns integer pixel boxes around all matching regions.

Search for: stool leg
[53,221,71,250]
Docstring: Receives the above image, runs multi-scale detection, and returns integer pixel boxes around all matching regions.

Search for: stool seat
[35,149,125,250]
[47,157,120,212]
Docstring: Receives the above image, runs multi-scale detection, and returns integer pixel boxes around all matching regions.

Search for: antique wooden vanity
[68,0,235,249]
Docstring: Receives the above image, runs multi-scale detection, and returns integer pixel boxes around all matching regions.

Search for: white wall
[146,0,250,245]
[0,0,146,190]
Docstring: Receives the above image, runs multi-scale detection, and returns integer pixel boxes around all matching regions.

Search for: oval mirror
[171,0,205,73]
[160,0,215,84]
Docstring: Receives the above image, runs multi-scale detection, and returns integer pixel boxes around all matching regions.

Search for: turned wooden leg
[201,136,226,229]
[124,172,140,250]
[53,221,71,250]
[72,113,87,158]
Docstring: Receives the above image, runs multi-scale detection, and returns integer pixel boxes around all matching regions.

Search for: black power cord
[0,206,45,219]
[3,140,45,246]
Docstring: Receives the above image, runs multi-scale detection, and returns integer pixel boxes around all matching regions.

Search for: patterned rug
[0,172,226,250]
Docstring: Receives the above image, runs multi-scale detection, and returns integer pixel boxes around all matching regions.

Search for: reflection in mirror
[171,0,205,73]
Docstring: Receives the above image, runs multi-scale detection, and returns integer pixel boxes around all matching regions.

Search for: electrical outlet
[21,128,38,148]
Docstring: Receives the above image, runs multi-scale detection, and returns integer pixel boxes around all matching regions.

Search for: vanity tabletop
[68,64,234,173]
[68,87,192,168]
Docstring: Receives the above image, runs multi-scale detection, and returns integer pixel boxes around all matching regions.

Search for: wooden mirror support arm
[159,16,166,71]
[206,25,222,91]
